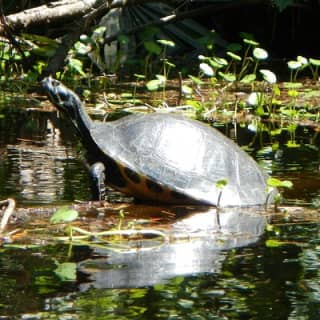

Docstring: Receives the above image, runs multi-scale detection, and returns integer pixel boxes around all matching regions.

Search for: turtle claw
[90,162,106,201]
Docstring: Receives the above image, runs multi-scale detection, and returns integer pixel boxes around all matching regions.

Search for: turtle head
[41,77,82,119]
[41,77,92,135]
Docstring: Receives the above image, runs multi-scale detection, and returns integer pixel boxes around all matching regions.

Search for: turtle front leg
[90,162,106,200]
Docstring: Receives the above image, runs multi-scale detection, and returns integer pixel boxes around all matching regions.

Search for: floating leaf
[54,262,77,281]
[50,207,79,224]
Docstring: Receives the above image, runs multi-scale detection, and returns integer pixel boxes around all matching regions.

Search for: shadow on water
[1,103,320,318]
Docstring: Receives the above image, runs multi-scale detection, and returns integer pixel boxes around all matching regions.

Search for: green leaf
[200,62,214,76]
[67,58,85,76]
[267,177,293,189]
[259,69,277,84]
[218,72,236,82]
[240,73,256,84]
[253,47,268,60]
[50,207,79,224]
[243,38,259,46]
[157,39,175,47]
[181,85,193,96]
[134,73,146,79]
[74,41,90,55]
[273,0,295,11]
[247,92,264,106]
[216,179,228,189]
[54,262,77,281]
[297,55,308,65]
[309,58,320,66]
[188,75,204,85]
[287,60,302,70]
[226,51,242,61]
[146,78,165,91]
[144,41,162,55]
[227,43,242,52]
[265,239,287,248]
[211,57,228,67]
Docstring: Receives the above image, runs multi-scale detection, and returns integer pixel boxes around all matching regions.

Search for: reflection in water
[78,208,267,289]
[6,120,75,202]
[0,108,91,203]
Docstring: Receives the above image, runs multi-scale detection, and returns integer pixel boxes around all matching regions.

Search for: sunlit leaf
[67,58,86,76]
[309,58,320,66]
[259,69,277,84]
[297,55,308,65]
[218,72,236,82]
[200,62,214,76]
[50,207,79,224]
[287,60,302,70]
[157,39,175,47]
[265,239,287,248]
[253,47,268,60]
[240,73,256,84]
[54,262,77,281]
[227,51,242,61]
[188,75,204,85]
[74,41,90,55]
[146,75,166,91]
[243,38,259,46]
[267,177,293,189]
[247,92,264,106]
[181,85,193,96]
[134,73,145,79]
[212,57,228,66]
[216,179,228,189]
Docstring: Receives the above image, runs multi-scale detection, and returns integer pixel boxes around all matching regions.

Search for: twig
[0,198,16,232]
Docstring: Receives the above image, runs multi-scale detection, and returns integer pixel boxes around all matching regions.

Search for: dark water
[0,103,320,319]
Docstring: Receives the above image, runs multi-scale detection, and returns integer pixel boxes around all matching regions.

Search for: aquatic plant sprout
[259,69,277,84]
[200,62,214,77]
[253,48,268,60]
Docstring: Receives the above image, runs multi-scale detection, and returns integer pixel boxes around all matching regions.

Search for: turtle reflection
[78,207,267,289]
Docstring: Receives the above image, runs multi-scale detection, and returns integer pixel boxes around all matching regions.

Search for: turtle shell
[90,113,270,207]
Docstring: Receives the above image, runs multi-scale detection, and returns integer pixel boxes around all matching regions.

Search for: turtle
[41,77,273,207]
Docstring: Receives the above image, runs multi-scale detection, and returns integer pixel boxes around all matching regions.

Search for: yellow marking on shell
[112,162,194,204]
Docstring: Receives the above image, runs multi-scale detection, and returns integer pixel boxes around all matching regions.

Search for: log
[0,0,158,35]
[0,0,105,34]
